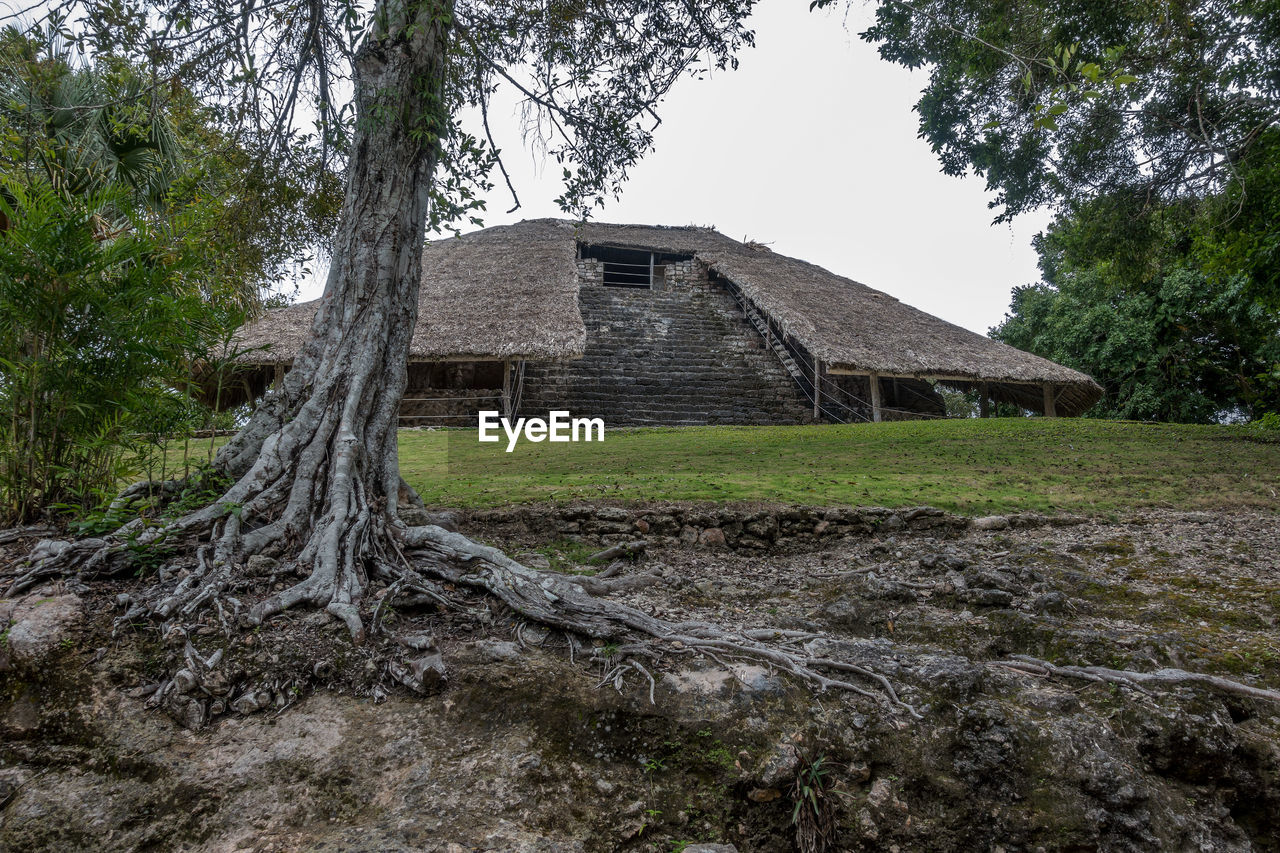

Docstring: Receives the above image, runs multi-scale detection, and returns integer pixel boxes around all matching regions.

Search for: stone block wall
[455,503,980,552]
[518,260,813,426]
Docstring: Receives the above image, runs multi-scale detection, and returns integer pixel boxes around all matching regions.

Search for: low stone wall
[440,503,1086,552]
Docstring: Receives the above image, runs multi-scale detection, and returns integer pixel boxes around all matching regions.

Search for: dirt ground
[1,506,1278,851]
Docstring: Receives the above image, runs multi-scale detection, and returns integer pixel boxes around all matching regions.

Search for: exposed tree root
[398,525,924,718]
[15,506,1280,729]
[992,654,1280,704]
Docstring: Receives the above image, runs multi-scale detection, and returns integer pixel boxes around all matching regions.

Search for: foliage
[1193,131,1280,313]
[838,1,1280,420]
[991,160,1280,422]
[839,0,1280,224]
[1,23,342,311]
[791,752,837,853]
[0,180,215,521]
[0,31,346,523]
[0,26,182,209]
[43,0,757,225]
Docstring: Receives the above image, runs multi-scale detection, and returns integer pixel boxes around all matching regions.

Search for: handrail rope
[724,284,858,422]
[816,375,950,420]
[511,360,526,415]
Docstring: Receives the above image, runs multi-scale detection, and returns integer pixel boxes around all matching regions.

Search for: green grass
[164,419,1280,516]
[397,418,1280,515]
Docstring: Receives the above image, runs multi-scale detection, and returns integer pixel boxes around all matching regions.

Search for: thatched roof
[234,218,1102,413]
[234,219,586,364]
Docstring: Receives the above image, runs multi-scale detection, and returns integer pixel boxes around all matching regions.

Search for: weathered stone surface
[4,508,1278,853]
[973,515,1011,531]
[698,527,726,547]
[245,554,279,576]
[389,652,446,693]
[757,741,799,787]
[0,594,82,670]
[518,280,813,426]
[473,640,520,662]
[960,587,1016,607]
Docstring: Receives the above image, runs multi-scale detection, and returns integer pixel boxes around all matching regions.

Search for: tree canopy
[850,0,1280,224]
[991,193,1280,422]
[48,0,757,228]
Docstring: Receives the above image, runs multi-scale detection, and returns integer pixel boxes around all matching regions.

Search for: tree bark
[158,0,454,639]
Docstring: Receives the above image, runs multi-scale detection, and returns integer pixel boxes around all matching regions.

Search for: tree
[8,0,939,725]
[844,0,1280,420]
[992,214,1280,422]
[846,0,1280,223]
[0,30,342,522]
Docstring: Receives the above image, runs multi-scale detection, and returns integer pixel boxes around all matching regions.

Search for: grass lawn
[392,418,1280,515]
[161,419,1280,516]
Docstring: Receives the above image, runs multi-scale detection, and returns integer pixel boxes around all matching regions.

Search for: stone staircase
[519,283,814,426]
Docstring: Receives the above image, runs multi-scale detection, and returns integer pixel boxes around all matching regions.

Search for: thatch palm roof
[234,218,1102,414]
[235,219,586,364]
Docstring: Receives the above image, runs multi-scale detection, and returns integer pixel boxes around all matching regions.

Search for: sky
[379,0,1055,337]
[2,0,1054,335]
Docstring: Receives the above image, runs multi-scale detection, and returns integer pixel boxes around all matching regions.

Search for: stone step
[518,280,813,425]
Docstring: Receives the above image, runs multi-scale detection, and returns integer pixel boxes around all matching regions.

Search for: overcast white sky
[305,0,1055,335]
[3,0,1054,334]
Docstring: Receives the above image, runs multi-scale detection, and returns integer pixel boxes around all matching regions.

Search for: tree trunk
[157,0,453,639]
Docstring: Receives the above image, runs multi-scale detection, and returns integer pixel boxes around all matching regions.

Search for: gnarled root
[400,524,924,718]
[992,654,1280,704]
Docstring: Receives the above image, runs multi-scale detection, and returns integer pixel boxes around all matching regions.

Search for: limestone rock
[698,527,726,547]
[474,640,520,662]
[757,741,799,787]
[0,594,82,670]
[390,652,447,693]
[245,554,279,576]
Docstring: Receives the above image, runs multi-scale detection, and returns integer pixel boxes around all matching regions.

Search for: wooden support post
[813,358,822,420]
[979,381,990,418]
[870,373,882,422]
[1043,382,1057,418]
[502,360,512,418]
[272,363,284,390]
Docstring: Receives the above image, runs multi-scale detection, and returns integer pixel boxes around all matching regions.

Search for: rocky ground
[1,506,1278,852]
